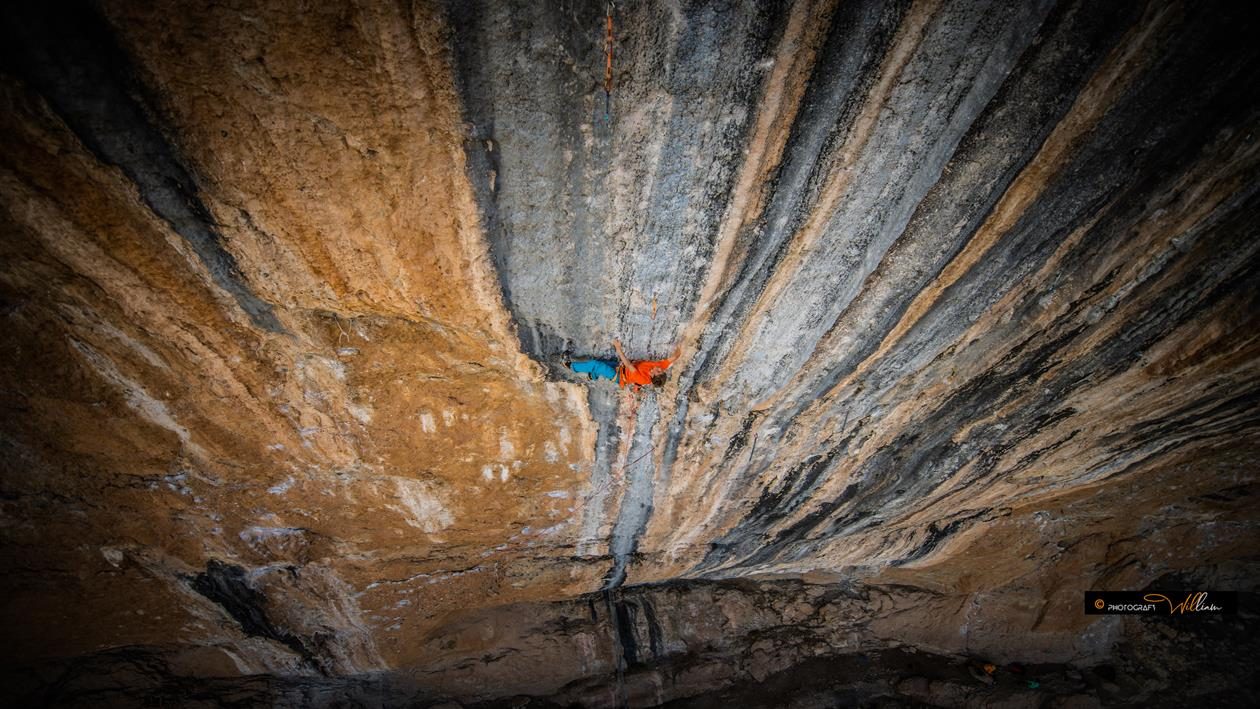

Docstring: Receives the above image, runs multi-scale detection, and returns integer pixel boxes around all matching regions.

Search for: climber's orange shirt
[618,358,673,388]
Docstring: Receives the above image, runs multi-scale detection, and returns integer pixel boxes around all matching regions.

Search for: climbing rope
[624,443,653,472]
[604,2,615,121]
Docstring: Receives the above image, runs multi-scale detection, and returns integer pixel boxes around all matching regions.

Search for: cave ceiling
[0,0,1257,700]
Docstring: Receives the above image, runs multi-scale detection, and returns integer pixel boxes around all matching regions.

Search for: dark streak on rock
[613,597,639,667]
[682,0,910,392]
[188,560,326,675]
[0,2,284,333]
[641,596,664,661]
[891,508,989,567]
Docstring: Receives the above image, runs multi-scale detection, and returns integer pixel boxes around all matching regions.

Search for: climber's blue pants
[570,358,618,381]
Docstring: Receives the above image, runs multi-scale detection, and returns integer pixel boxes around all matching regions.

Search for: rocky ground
[6,575,1256,707]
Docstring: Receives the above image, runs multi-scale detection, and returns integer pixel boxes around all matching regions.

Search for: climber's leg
[569,358,618,381]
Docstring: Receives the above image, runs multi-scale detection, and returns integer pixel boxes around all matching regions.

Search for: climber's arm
[612,339,634,369]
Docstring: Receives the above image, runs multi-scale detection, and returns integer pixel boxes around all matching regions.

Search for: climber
[566,339,680,388]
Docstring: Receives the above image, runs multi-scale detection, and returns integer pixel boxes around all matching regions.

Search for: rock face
[0,0,1257,706]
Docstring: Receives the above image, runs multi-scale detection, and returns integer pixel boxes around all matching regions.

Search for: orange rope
[604,3,614,119]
